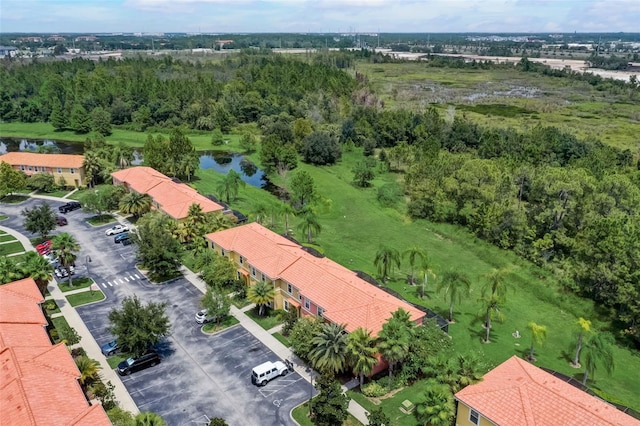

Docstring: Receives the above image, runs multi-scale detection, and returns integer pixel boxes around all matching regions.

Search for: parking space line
[118,278,124,284]
[101,283,107,288]
[134,274,140,279]
[108,281,112,286]
[258,377,305,398]
[124,277,130,282]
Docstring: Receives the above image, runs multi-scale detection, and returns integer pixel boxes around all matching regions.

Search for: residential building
[111,166,225,220]
[454,356,639,426]
[0,278,110,425]
[206,222,426,372]
[0,152,86,187]
[0,46,17,58]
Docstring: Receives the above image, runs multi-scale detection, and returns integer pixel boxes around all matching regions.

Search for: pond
[0,137,279,194]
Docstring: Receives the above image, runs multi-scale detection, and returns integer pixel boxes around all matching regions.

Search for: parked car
[117,351,161,375]
[42,253,58,265]
[54,267,68,279]
[58,202,81,213]
[56,216,68,226]
[122,238,133,246]
[195,309,213,324]
[105,224,129,236]
[114,233,130,244]
[101,340,119,357]
[251,360,290,386]
[36,240,52,255]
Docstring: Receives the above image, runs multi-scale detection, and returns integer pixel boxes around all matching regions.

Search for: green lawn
[50,316,71,343]
[107,355,126,370]
[65,290,105,307]
[0,215,8,220]
[0,241,25,256]
[58,277,94,293]
[37,189,71,198]
[0,194,29,204]
[87,214,116,226]
[202,316,240,333]
[0,234,17,242]
[244,308,283,331]
[43,299,61,315]
[272,332,292,347]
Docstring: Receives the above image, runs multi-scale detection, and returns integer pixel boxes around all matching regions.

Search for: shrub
[44,300,57,311]
[362,381,387,397]
[89,380,116,410]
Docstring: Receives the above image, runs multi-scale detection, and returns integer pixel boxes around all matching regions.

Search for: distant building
[0,152,86,187]
[0,46,17,58]
[75,35,97,42]
[47,35,66,41]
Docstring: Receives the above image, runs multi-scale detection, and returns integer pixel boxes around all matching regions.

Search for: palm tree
[51,233,79,287]
[309,322,349,375]
[247,280,275,316]
[377,318,411,389]
[111,142,133,169]
[481,294,505,343]
[0,256,19,285]
[347,328,378,387]
[251,202,269,225]
[133,412,166,426]
[581,332,615,386]
[19,251,54,295]
[75,355,101,385]
[453,353,484,391]
[374,245,401,284]
[481,267,512,300]
[415,380,455,426]
[436,271,471,322]
[205,212,234,233]
[297,209,322,243]
[279,203,295,236]
[403,246,426,285]
[570,317,592,367]
[527,322,548,361]
[119,191,152,218]
[216,170,245,204]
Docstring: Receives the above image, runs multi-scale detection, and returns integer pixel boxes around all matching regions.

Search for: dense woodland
[1,52,639,343]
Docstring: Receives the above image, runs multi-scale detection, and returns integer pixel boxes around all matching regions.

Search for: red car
[36,240,52,255]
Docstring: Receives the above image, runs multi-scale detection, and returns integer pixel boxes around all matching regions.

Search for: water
[0,138,280,195]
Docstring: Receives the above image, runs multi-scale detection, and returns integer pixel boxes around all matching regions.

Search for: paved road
[1,198,311,425]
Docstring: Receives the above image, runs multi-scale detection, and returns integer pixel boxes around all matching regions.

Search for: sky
[1,0,638,34]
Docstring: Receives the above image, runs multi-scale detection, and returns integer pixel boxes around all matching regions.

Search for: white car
[105,224,129,236]
[195,309,211,324]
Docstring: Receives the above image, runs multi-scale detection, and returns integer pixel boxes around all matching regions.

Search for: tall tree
[527,322,548,361]
[289,170,317,209]
[403,246,427,285]
[19,251,53,295]
[51,232,80,286]
[352,157,376,187]
[108,295,171,358]
[480,294,505,343]
[377,317,411,389]
[347,327,378,387]
[0,161,26,198]
[216,170,245,204]
[134,213,183,281]
[297,208,322,243]
[309,322,349,375]
[201,287,231,325]
[133,412,166,426]
[570,317,592,367]
[49,97,68,130]
[119,192,152,218]
[436,271,471,322]
[581,332,615,386]
[22,202,57,239]
[247,280,274,316]
[311,374,350,426]
[70,103,91,134]
[90,106,113,136]
[374,245,401,284]
[75,356,101,386]
[415,380,456,426]
[481,267,512,300]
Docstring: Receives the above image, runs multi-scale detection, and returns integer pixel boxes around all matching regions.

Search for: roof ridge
[519,381,536,425]
[29,344,79,378]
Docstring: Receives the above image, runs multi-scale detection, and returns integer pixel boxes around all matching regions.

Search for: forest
[1,51,639,347]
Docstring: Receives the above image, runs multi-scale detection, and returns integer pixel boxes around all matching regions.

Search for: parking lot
[1,197,310,425]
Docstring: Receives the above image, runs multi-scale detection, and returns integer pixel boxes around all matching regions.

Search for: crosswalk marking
[101,283,106,288]
[124,277,129,282]
[108,281,112,286]
[118,278,124,284]
[134,274,140,279]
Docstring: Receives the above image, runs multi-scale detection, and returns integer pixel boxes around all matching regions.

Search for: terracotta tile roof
[112,166,224,219]
[206,223,425,336]
[0,152,84,169]
[455,356,640,426]
[0,278,110,425]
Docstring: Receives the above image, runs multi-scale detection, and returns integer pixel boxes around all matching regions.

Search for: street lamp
[86,255,92,292]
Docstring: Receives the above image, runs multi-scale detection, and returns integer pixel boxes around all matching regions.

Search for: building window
[57,167,62,174]
[251,267,256,277]
[221,249,225,256]
[261,274,266,282]
[298,293,303,301]
[70,168,75,174]
[469,409,480,425]
[287,283,292,294]
[28,166,33,171]
[304,298,310,310]
[20,165,25,171]
[210,242,215,249]
[284,300,290,311]
[239,256,244,265]
[318,307,324,318]
[237,271,242,280]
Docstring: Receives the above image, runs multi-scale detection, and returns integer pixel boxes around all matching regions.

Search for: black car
[117,351,161,375]
[58,202,81,213]
[56,215,68,226]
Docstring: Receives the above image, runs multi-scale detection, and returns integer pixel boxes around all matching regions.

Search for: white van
[251,360,290,386]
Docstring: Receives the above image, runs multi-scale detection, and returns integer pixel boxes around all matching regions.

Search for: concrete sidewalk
[0,225,139,415]
[180,265,370,425]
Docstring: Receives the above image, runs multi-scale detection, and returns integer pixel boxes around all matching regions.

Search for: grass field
[58,277,94,293]
[291,402,363,426]
[0,234,16,242]
[107,355,126,370]
[201,316,240,333]
[244,308,283,331]
[0,241,25,256]
[66,289,105,307]
[356,62,640,150]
